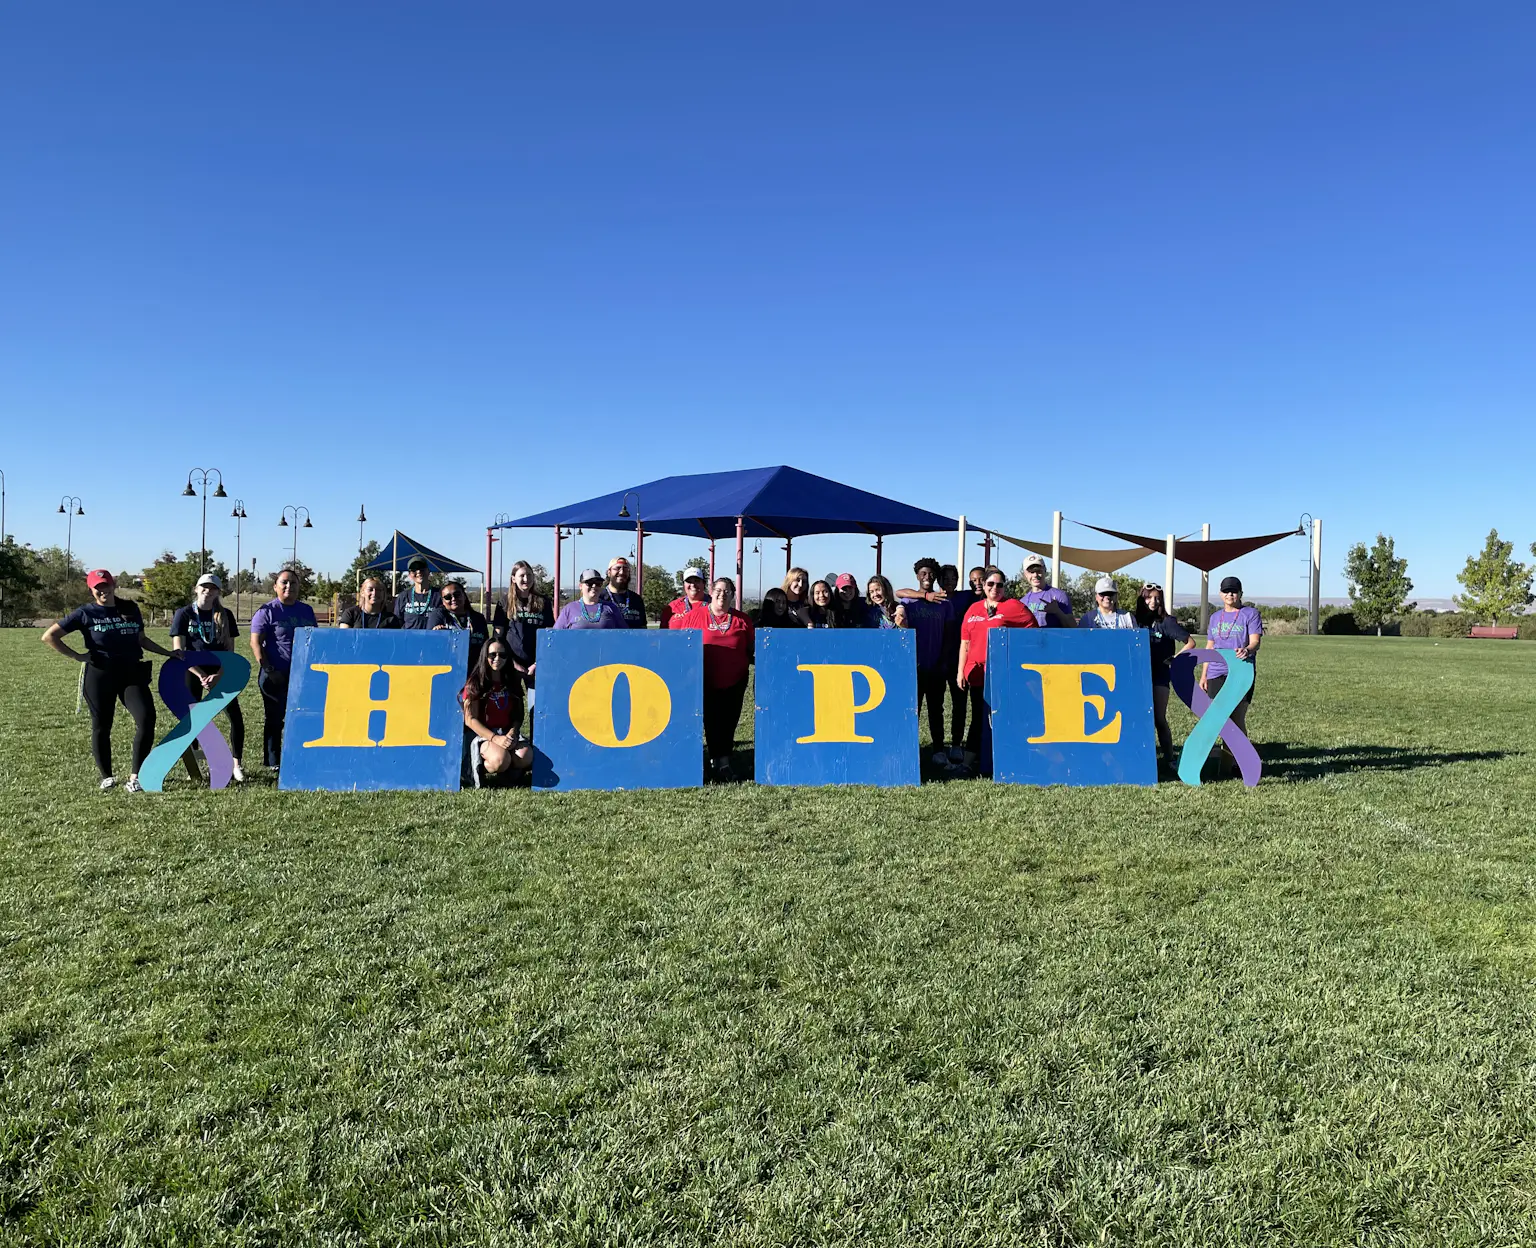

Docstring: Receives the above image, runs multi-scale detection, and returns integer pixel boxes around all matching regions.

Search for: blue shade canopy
[362,530,478,576]
[493,466,958,540]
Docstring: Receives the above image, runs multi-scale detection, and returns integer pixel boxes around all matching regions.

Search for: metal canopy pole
[1199,523,1211,635]
[1052,510,1063,586]
[734,517,745,609]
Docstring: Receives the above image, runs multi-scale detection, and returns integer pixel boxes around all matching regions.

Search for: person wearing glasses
[665,567,709,628]
[1020,555,1074,627]
[339,576,401,629]
[42,569,177,792]
[1133,582,1195,763]
[673,576,755,781]
[956,566,1037,767]
[393,556,442,630]
[170,573,246,784]
[427,578,491,671]
[554,569,626,629]
[250,567,318,771]
[462,639,532,787]
[1078,577,1137,629]
[603,556,648,629]
[1200,576,1263,737]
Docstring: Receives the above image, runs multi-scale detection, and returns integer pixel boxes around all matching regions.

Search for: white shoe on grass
[99,777,116,791]
[231,762,245,783]
[124,775,143,793]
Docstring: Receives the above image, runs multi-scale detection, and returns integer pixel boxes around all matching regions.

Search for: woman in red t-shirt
[462,639,532,787]
[956,566,1037,758]
[674,576,755,781]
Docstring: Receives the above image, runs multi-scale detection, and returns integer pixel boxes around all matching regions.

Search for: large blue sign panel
[532,629,704,791]
[279,629,470,792]
[986,629,1158,787]
[754,629,919,787]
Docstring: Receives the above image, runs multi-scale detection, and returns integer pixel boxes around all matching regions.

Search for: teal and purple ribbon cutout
[1169,650,1260,787]
[139,651,252,792]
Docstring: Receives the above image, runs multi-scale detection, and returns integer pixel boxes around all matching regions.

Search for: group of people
[44,549,1262,791]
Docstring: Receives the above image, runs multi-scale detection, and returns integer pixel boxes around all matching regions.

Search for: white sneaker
[947,747,965,763]
[231,762,245,783]
[124,775,143,793]
[99,777,116,791]
[930,750,950,767]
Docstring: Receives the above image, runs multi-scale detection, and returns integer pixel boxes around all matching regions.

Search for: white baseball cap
[196,573,223,591]
[1094,576,1116,595]
[1023,554,1047,572]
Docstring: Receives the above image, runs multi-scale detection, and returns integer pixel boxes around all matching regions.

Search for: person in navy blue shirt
[393,556,442,630]
[250,568,318,770]
[43,569,177,791]
[427,578,491,670]
[602,557,648,629]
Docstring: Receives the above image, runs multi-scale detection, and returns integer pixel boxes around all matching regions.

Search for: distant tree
[140,551,197,614]
[1454,529,1533,624]
[0,538,43,625]
[343,540,382,590]
[1064,569,1146,617]
[32,545,88,617]
[266,561,317,598]
[527,563,555,601]
[641,563,676,625]
[1344,534,1415,636]
[683,555,710,582]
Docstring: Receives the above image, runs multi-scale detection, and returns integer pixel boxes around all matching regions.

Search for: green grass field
[2,630,1533,1246]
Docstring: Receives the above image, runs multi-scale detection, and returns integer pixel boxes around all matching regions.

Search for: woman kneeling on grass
[675,576,755,781]
[462,640,532,787]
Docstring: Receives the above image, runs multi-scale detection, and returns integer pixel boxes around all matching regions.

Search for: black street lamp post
[182,467,227,575]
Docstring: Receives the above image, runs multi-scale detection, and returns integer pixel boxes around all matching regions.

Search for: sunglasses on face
[487,651,508,662]
[986,580,1006,589]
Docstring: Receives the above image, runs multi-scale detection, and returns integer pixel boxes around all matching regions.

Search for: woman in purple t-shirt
[1200,575,1263,736]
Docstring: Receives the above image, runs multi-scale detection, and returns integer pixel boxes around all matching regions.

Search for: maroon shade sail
[1081,524,1302,573]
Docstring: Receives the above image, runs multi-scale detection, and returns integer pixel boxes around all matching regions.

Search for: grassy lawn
[1,630,1533,1245]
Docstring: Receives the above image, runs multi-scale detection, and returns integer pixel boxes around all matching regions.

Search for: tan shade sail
[1081,524,1302,573]
[992,530,1159,574]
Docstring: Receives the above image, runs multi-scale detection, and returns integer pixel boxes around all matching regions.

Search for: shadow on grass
[1258,742,1515,782]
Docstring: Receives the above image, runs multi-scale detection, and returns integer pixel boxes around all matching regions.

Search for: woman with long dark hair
[804,579,839,628]
[863,576,905,629]
[462,638,532,787]
[1133,582,1194,763]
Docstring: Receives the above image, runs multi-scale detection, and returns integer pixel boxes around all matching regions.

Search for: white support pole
[1165,534,1176,615]
[957,515,967,574]
[1052,510,1063,586]
[1310,517,1323,635]
[1198,523,1211,635]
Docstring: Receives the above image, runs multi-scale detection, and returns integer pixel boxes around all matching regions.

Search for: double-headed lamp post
[278,505,312,568]
[57,495,85,567]
[182,467,227,575]
[230,500,248,619]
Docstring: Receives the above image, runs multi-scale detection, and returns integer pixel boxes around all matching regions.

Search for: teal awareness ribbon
[139,651,252,792]
[1170,650,1259,788]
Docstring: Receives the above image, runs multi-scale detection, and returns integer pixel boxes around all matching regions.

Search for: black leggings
[965,683,988,755]
[703,680,748,759]
[949,672,968,749]
[82,663,156,779]
[258,668,289,768]
[182,669,245,778]
[916,668,947,750]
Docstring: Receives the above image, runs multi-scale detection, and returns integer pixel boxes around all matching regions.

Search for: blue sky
[3,3,1533,602]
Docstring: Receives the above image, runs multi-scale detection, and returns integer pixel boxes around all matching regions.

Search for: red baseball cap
[86,569,115,589]
[835,573,856,589]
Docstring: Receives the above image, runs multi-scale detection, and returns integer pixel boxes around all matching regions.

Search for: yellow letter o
[567,663,672,748]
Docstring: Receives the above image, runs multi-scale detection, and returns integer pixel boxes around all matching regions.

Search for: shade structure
[362,530,478,577]
[1082,524,1302,572]
[992,530,1154,575]
[492,466,958,540]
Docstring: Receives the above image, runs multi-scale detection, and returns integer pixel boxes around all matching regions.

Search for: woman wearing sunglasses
[1133,582,1194,764]
[553,569,625,629]
[462,640,532,787]
[427,577,491,671]
[956,566,1036,767]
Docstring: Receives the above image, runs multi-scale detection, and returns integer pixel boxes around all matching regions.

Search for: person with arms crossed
[170,573,246,784]
[250,568,318,772]
[42,569,177,792]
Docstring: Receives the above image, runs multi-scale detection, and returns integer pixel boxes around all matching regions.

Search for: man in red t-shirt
[956,566,1037,766]
[665,567,709,628]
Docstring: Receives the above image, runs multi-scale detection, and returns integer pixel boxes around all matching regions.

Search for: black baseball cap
[407,556,429,572]
[1219,576,1243,593]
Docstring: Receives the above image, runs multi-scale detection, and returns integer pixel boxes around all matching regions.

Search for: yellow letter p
[795,664,887,743]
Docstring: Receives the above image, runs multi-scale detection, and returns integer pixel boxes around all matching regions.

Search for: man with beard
[603,556,648,629]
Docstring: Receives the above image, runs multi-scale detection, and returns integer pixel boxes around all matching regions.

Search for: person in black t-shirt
[426,578,490,670]
[339,576,401,630]
[42,569,176,792]
[170,573,246,783]
[492,560,554,688]
[393,556,442,629]
[602,556,648,629]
